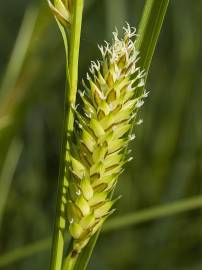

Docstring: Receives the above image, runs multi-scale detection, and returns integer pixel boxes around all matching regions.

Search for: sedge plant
[48,0,169,269]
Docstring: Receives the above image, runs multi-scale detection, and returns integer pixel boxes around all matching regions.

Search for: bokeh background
[0,0,202,269]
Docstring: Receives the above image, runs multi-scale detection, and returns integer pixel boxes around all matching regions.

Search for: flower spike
[66,24,147,255]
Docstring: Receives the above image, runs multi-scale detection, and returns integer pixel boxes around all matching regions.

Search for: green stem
[62,253,79,270]
[68,0,83,105]
[49,1,84,270]
[66,0,84,156]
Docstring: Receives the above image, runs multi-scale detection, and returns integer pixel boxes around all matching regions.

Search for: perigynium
[66,24,148,256]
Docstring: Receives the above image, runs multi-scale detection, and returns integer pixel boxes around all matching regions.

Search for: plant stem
[49,1,84,270]
[68,0,83,105]
[66,0,84,153]
[62,253,79,270]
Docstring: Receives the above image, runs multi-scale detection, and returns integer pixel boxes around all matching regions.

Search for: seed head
[66,24,147,254]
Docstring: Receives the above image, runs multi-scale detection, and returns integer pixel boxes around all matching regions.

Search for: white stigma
[136,100,144,108]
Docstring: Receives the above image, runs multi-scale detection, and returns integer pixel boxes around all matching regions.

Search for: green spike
[65,25,146,253]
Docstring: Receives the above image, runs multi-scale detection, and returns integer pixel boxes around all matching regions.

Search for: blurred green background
[0,0,202,269]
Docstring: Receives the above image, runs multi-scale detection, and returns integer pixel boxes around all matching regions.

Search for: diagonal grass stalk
[0,5,38,111]
[104,195,202,232]
[0,238,51,268]
[0,139,23,230]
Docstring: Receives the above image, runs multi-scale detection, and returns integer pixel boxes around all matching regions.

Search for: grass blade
[0,5,38,109]
[0,239,51,268]
[136,0,169,74]
[104,195,202,232]
[0,139,23,230]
